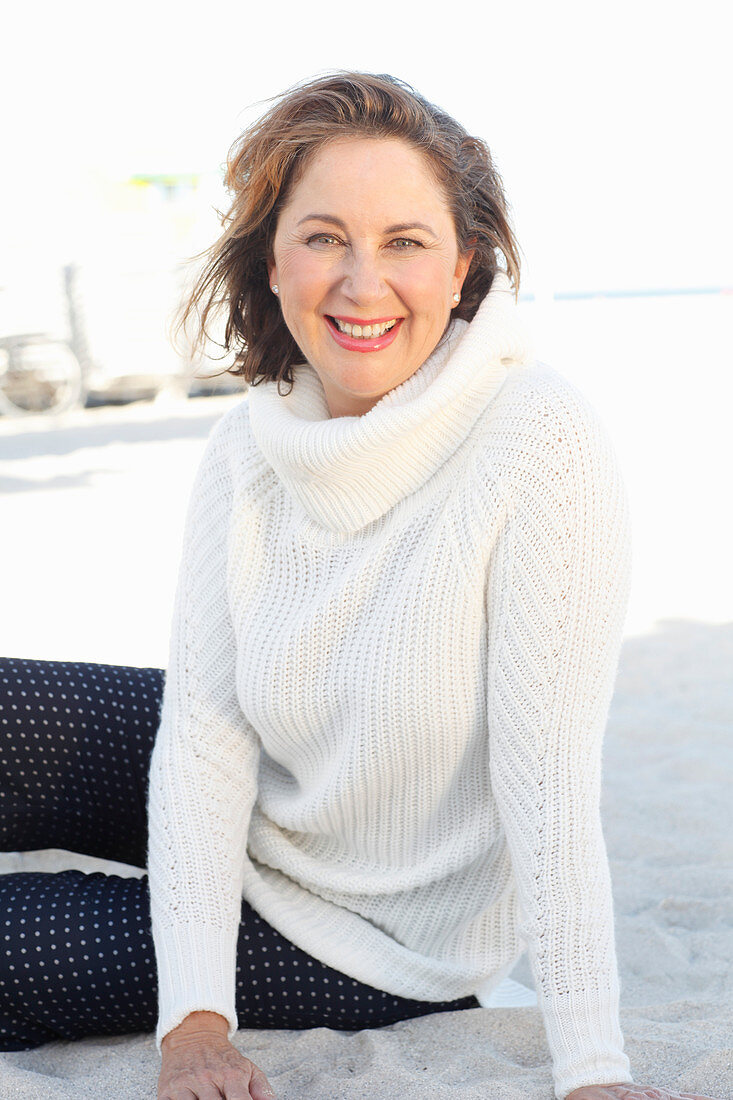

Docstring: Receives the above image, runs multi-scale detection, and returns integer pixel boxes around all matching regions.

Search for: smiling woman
[265,137,474,416]
[175,70,520,403]
[1,71,723,1100]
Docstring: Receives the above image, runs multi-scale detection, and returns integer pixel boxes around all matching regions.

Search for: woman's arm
[146,410,261,1052]
[485,384,634,1099]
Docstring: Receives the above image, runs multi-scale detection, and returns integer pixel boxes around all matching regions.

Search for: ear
[454,247,475,294]
[267,257,278,288]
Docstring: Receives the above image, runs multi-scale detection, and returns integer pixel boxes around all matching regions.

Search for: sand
[1,298,732,1098]
[2,684,731,1100]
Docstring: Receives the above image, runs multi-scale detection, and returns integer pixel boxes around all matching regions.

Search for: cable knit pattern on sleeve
[146,415,261,1050]
[146,272,634,1096]
[480,371,633,1095]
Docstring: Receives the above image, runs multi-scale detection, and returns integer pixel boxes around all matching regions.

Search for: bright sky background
[2,0,732,646]
[2,0,731,294]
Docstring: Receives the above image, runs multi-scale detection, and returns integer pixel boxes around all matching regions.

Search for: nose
[340,247,389,307]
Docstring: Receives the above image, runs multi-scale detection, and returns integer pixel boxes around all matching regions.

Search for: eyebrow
[296,214,438,237]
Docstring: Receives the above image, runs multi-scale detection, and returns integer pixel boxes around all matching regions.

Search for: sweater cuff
[154,923,239,1052]
[542,986,633,1099]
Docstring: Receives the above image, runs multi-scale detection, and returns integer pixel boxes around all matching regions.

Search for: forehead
[280,136,451,223]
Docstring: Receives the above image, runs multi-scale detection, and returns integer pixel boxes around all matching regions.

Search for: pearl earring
[271,284,279,295]
[453,292,461,304]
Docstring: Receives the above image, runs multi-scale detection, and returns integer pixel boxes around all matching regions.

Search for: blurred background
[1,0,731,665]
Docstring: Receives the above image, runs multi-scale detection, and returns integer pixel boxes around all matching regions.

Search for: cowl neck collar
[247,272,533,534]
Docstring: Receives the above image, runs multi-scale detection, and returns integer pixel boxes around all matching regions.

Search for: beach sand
[1,324,731,1097]
[1,619,731,1099]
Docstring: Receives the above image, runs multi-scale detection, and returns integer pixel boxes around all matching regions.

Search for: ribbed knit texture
[147,273,634,1098]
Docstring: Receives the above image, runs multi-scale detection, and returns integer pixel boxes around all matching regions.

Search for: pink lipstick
[325,315,403,353]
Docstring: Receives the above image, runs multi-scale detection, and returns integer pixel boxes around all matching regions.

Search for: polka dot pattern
[0,657,478,1050]
[231,897,478,1033]
[0,869,156,1049]
[0,656,163,868]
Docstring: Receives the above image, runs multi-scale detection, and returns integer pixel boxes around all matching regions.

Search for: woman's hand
[158,1011,276,1100]
[565,1085,723,1100]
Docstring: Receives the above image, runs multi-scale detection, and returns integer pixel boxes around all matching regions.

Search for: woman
[0,73,720,1100]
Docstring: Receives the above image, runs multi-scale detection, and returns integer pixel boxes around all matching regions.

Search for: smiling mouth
[327,316,400,339]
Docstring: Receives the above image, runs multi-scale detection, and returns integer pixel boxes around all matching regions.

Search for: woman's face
[268,137,473,417]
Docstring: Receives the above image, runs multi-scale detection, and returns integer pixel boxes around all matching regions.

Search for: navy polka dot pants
[0,657,478,1050]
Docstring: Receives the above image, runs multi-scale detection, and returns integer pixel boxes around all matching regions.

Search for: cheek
[400,257,455,313]
[276,248,329,291]
[276,257,325,333]
[414,248,456,282]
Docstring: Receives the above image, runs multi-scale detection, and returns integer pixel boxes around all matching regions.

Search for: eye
[307,233,342,247]
[389,237,422,250]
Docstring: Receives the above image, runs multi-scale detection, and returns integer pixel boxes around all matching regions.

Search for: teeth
[333,318,398,338]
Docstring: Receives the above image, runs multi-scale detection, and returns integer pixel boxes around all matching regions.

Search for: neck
[246,272,535,535]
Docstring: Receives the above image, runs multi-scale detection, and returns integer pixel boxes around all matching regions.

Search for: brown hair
[176,71,521,391]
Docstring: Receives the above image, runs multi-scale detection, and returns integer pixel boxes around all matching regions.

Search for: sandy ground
[0,619,731,1100]
[1,296,732,1097]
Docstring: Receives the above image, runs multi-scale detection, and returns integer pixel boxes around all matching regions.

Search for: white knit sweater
[147,273,634,1098]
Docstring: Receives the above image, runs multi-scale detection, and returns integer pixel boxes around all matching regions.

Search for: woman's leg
[232,900,479,1032]
[0,869,157,1049]
[0,656,163,868]
[0,656,476,1050]
[0,868,477,1051]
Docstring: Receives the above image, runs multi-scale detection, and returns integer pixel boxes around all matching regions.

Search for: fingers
[649,1090,721,1100]
[157,1059,276,1100]
[602,1086,723,1100]
[159,1077,257,1100]
[184,1086,223,1100]
[247,1063,277,1100]
[215,1070,254,1100]
[568,1086,725,1100]
[662,1091,721,1100]
[215,1065,268,1100]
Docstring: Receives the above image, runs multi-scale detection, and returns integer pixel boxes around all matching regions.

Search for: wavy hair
[176,71,521,391]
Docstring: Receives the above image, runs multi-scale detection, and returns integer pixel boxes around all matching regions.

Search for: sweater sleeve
[485,387,634,1098]
[146,410,260,1052]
